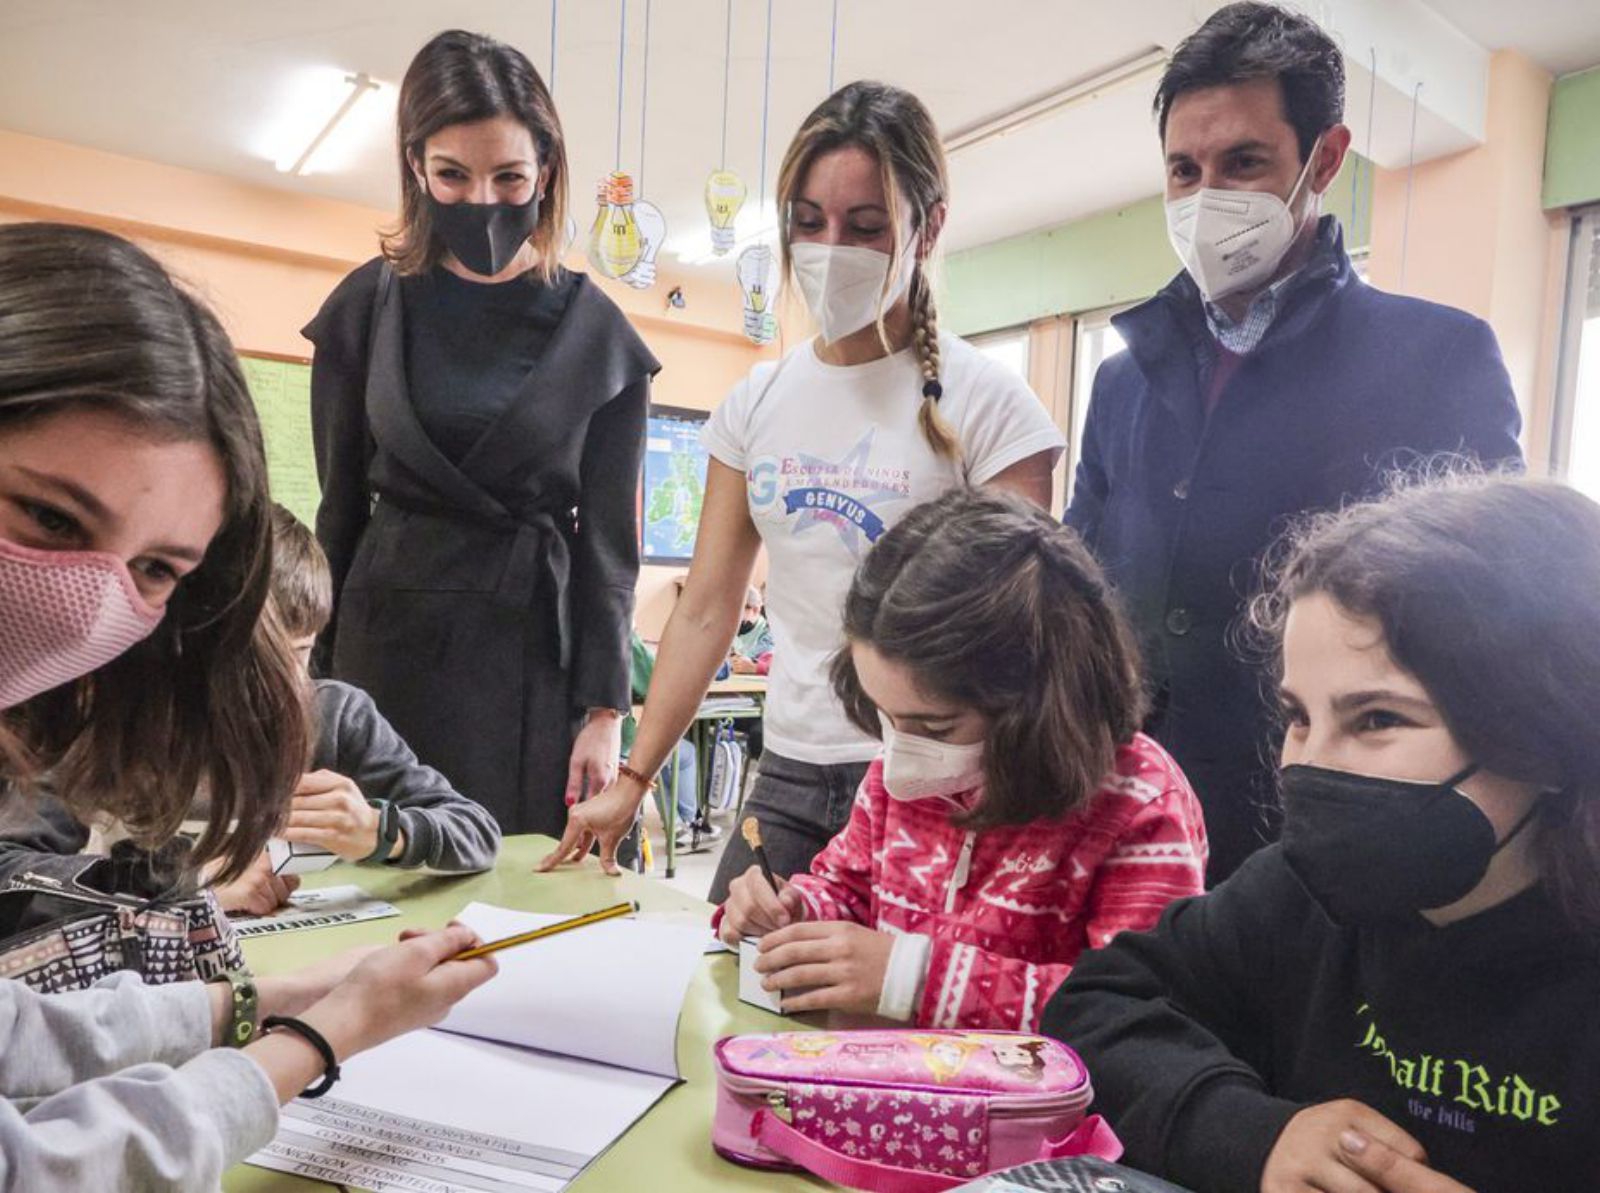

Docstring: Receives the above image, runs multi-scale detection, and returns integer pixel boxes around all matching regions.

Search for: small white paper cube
[266,837,339,876]
[738,937,785,1014]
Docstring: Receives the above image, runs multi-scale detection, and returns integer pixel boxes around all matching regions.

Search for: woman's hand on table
[718,865,806,945]
[1262,1100,1477,1193]
[754,921,895,1016]
[538,771,645,876]
[565,709,622,808]
[728,654,759,675]
[210,849,298,915]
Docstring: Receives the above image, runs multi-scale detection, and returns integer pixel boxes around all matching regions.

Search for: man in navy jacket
[1066,3,1523,882]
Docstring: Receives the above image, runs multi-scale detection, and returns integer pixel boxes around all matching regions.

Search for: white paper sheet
[248,1029,674,1193]
[230,884,400,937]
[438,902,705,1079]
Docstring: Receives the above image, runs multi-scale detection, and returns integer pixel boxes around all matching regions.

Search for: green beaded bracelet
[221,968,260,1048]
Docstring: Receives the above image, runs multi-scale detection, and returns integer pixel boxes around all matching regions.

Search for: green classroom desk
[222,835,829,1192]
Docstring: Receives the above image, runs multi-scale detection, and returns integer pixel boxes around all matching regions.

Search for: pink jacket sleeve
[785,784,878,927]
[1081,781,1208,949]
[918,938,1076,1033]
[918,780,1208,1033]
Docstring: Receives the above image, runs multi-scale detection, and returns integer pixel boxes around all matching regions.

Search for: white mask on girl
[877,712,986,801]
[791,241,917,345]
[1164,135,1323,302]
[0,537,165,710]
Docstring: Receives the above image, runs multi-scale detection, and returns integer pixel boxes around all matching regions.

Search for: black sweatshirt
[1041,846,1600,1192]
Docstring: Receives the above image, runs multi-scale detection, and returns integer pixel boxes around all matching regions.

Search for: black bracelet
[262,1015,341,1098]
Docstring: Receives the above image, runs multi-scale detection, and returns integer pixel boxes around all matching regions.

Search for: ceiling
[1426,0,1600,77]
[0,0,1596,270]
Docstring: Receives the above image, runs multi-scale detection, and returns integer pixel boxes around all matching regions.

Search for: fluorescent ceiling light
[944,47,1168,155]
[274,71,381,175]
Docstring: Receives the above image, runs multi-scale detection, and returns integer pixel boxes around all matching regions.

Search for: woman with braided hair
[542,82,1065,897]
[716,487,1208,1028]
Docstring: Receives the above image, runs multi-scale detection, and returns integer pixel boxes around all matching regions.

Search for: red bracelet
[617,761,658,792]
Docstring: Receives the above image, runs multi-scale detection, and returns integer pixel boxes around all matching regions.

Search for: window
[970,326,1030,382]
[1070,308,1130,476]
[1555,209,1600,502]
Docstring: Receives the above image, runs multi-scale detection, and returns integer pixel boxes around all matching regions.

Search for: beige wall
[0,126,777,637]
[1367,51,1567,464]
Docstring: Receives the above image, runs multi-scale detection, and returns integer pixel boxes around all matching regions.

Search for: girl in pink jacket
[718,487,1208,1031]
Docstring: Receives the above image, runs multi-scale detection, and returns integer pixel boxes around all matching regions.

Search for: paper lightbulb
[623,200,667,290]
[736,244,779,345]
[588,171,644,279]
[705,170,747,256]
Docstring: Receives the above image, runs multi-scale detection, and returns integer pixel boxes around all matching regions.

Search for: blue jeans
[653,739,698,826]
[707,751,869,904]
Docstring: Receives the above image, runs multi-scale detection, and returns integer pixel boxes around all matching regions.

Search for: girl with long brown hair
[0,222,494,1187]
[544,81,1064,898]
[308,30,658,841]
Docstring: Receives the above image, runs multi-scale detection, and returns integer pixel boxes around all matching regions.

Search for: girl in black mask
[305,31,658,842]
[1041,472,1600,1193]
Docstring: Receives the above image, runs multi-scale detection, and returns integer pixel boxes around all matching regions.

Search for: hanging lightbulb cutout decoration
[588,171,644,279]
[705,170,747,256]
[623,200,667,289]
[736,244,779,345]
[585,176,609,267]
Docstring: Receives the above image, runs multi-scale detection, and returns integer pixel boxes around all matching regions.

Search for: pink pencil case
[712,1030,1121,1192]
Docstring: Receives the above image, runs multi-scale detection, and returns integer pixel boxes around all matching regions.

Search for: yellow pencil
[453,900,639,960]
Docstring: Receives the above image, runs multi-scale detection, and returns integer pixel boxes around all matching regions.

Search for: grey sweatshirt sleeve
[312,680,501,872]
[0,974,278,1189]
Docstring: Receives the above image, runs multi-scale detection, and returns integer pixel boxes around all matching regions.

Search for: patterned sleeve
[917,940,1076,1033]
[785,780,879,926]
[1080,771,1209,949]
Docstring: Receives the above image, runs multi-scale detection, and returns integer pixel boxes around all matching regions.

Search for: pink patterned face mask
[0,536,165,710]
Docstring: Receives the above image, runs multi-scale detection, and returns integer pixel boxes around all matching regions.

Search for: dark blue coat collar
[1114,216,1355,406]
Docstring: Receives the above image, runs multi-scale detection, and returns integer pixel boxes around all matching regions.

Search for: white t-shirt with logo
[701,334,1065,765]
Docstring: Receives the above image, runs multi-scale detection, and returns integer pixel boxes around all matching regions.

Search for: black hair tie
[262,1015,341,1098]
[922,380,943,401]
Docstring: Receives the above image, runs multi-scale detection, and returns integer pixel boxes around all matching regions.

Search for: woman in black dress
[305,30,658,837]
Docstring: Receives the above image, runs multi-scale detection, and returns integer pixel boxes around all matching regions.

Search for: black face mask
[738,619,757,635]
[1280,763,1538,926]
[428,191,540,277]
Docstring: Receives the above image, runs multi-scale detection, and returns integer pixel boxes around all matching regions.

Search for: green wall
[1544,66,1600,211]
[943,153,1375,336]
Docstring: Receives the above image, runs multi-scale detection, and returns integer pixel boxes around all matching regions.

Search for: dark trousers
[707,751,870,904]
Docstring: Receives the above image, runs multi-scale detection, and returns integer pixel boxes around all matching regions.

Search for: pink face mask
[0,536,166,710]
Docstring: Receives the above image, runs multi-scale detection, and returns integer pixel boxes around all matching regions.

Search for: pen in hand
[742,817,780,895]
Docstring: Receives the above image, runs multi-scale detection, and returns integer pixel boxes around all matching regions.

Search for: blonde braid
[911,274,960,461]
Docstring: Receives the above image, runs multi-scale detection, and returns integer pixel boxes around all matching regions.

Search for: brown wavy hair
[384,29,569,282]
[269,503,333,638]
[0,223,310,882]
[1249,470,1600,933]
[830,487,1147,827]
[777,81,959,459]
